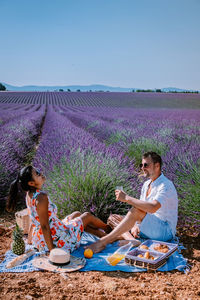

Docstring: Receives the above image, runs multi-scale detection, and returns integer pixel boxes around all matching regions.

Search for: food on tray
[153,243,169,253]
[137,253,155,260]
[144,251,150,259]
[140,245,149,250]
[125,241,177,269]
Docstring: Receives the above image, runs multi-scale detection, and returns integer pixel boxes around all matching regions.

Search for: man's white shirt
[140,173,178,236]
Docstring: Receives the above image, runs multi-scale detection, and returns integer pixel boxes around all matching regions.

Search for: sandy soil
[0,212,200,300]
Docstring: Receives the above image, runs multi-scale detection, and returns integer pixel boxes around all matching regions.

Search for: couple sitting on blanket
[7,151,178,254]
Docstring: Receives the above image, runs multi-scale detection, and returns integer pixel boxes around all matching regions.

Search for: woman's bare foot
[104,224,112,234]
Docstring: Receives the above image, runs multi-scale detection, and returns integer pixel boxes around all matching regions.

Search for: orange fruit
[84,248,93,259]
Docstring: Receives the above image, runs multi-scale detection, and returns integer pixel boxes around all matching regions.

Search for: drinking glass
[115,186,123,191]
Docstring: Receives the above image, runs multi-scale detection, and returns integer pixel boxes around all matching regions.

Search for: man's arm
[115,190,161,213]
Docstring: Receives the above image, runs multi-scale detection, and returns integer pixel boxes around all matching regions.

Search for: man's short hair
[142,151,162,168]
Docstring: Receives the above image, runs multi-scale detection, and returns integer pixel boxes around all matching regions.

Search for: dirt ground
[0,212,200,300]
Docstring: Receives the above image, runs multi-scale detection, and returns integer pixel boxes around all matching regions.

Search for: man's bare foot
[84,240,107,253]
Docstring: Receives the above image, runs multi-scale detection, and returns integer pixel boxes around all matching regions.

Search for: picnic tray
[125,239,178,270]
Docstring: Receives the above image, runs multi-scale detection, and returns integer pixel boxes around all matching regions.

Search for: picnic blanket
[0,232,189,273]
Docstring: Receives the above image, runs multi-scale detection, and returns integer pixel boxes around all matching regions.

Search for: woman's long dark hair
[6,165,34,212]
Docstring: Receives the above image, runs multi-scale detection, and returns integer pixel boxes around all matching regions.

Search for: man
[88,151,178,253]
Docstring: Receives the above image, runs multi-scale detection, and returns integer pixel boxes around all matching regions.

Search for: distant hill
[162,87,199,93]
[2,83,132,92]
[1,82,199,93]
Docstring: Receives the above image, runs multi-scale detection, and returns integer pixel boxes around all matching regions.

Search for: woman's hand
[115,190,128,203]
[27,237,32,245]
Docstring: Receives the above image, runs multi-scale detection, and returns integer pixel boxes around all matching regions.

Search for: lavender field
[0,92,199,231]
[0,91,200,108]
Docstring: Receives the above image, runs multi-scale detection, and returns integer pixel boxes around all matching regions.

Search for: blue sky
[0,0,200,89]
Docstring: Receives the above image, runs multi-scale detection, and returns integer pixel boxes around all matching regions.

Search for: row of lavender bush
[33,105,140,221]
[0,104,46,208]
[1,91,200,109]
[0,103,41,127]
[51,106,200,226]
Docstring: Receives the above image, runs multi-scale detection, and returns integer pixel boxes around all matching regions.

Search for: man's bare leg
[107,214,136,241]
[88,207,146,253]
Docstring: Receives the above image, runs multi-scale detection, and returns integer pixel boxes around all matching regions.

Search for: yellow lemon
[84,248,93,259]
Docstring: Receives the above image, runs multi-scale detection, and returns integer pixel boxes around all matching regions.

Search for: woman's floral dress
[26,189,84,252]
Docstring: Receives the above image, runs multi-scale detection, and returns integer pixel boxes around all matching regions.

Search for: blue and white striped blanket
[0,232,188,273]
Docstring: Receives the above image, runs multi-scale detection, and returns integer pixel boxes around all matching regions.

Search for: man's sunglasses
[140,163,150,169]
[35,168,41,176]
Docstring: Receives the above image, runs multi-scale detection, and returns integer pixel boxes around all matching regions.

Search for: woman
[7,165,111,252]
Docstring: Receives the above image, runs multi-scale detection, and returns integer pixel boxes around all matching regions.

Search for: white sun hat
[49,248,70,265]
[33,248,86,272]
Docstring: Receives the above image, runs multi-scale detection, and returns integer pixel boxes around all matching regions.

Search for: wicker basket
[15,208,30,234]
[125,240,178,270]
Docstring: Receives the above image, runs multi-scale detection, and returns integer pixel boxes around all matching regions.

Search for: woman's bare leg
[66,211,81,220]
[85,225,107,238]
[80,212,111,233]
[65,211,111,237]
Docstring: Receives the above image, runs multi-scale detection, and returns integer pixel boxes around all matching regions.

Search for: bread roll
[144,251,150,259]
[140,245,149,250]
[153,243,169,253]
